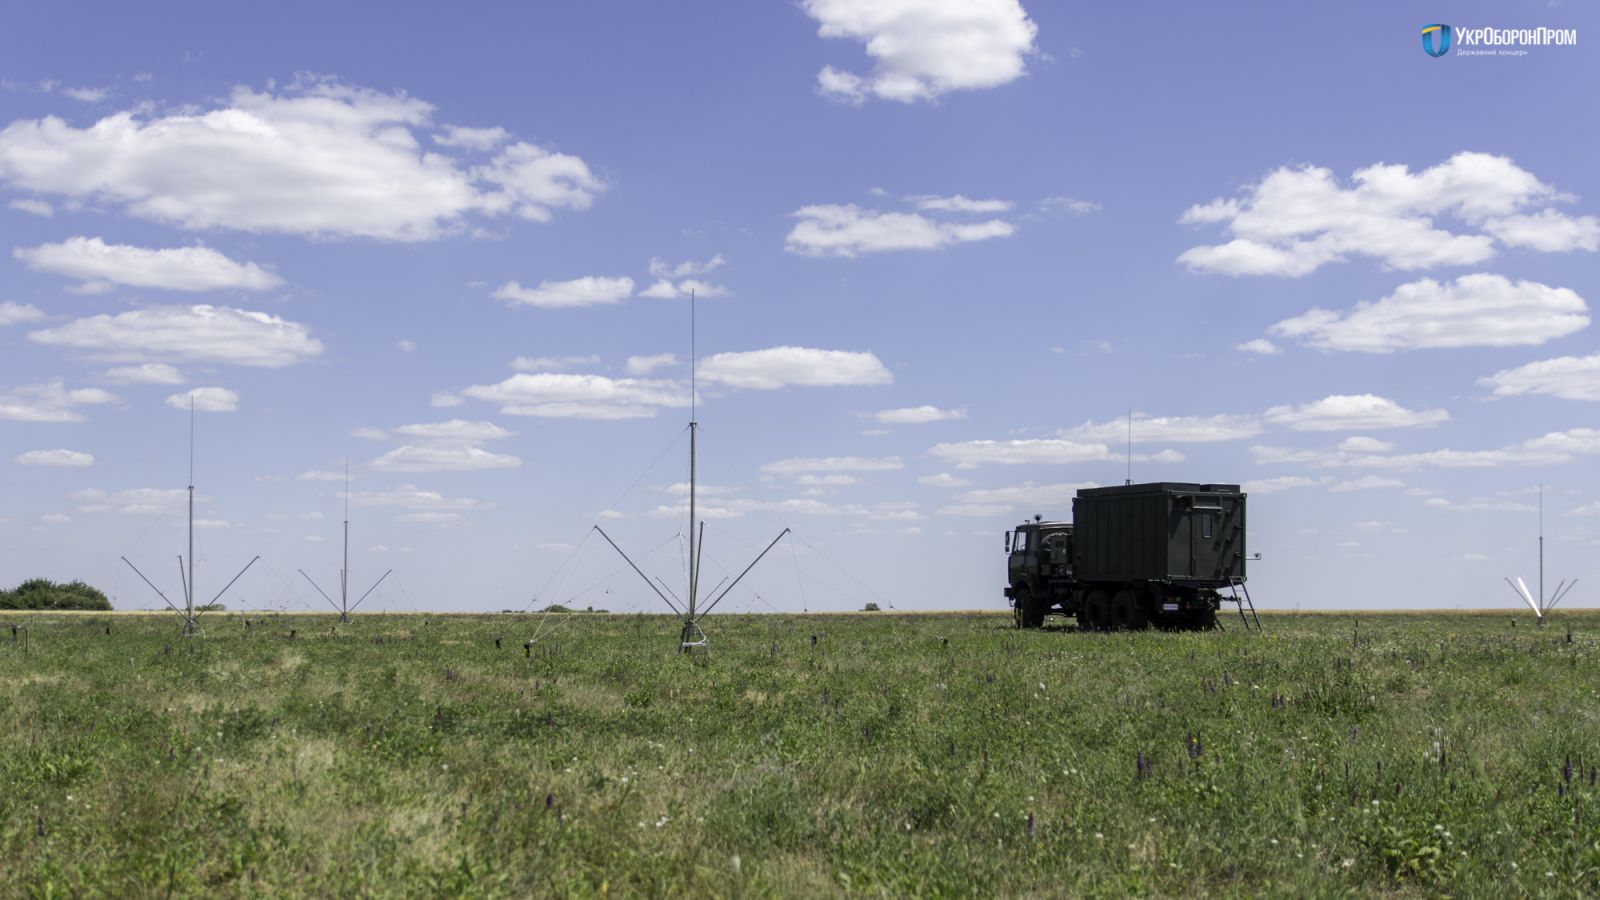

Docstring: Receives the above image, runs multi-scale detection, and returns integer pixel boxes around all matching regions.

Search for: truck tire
[1186,606,1217,631]
[1083,590,1112,632]
[1112,589,1149,631]
[1013,587,1044,629]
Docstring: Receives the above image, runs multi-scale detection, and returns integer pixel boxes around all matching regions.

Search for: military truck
[1004,482,1248,631]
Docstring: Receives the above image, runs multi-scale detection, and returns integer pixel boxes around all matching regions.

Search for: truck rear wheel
[1013,587,1044,629]
[1112,589,1149,631]
[1083,590,1111,631]
[1186,607,1217,631]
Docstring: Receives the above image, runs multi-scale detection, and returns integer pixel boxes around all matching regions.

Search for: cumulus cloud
[871,405,966,425]
[1329,475,1405,493]
[511,354,600,371]
[1263,394,1449,431]
[1253,428,1600,471]
[0,301,45,325]
[1236,338,1280,355]
[493,276,634,309]
[929,438,1111,469]
[1242,476,1323,494]
[342,484,491,511]
[649,254,726,279]
[909,194,1012,214]
[786,204,1013,256]
[697,347,892,390]
[14,237,283,293]
[9,198,52,217]
[938,481,1097,517]
[350,426,389,440]
[761,456,903,476]
[460,372,687,419]
[1059,413,1262,443]
[369,443,521,473]
[0,382,116,423]
[432,124,509,150]
[392,419,513,441]
[803,0,1039,103]
[1038,196,1101,215]
[1270,275,1587,352]
[626,353,678,375]
[1479,353,1600,402]
[918,472,971,487]
[103,363,184,384]
[165,386,239,412]
[0,80,604,240]
[14,448,93,467]
[1179,152,1599,276]
[638,278,729,300]
[29,304,322,367]
[74,487,189,515]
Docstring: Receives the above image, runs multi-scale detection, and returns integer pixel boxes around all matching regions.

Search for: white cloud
[1264,395,1449,432]
[697,347,892,390]
[649,255,726,278]
[61,86,109,103]
[392,419,513,441]
[165,386,239,412]
[433,124,509,150]
[1338,436,1393,453]
[910,195,1012,214]
[918,472,971,487]
[1424,497,1537,513]
[396,339,416,353]
[1257,428,1600,472]
[1270,275,1587,352]
[1329,475,1405,493]
[493,276,634,309]
[103,363,184,384]
[872,405,966,425]
[626,353,678,375]
[430,392,464,408]
[1236,338,1280,356]
[511,354,601,371]
[928,438,1110,469]
[1059,413,1262,444]
[9,198,52,217]
[803,0,1039,103]
[30,304,322,367]
[369,443,522,473]
[296,470,346,481]
[787,204,1014,256]
[1038,196,1101,215]
[0,382,117,423]
[0,80,605,239]
[14,237,284,293]
[637,278,729,300]
[350,426,389,440]
[938,481,1097,517]
[39,513,70,525]
[460,372,687,419]
[1179,152,1599,276]
[392,512,463,525]
[1479,353,1600,402]
[761,456,903,476]
[74,486,189,515]
[0,301,45,325]
[343,484,490,511]
[14,448,93,467]
[1242,476,1322,494]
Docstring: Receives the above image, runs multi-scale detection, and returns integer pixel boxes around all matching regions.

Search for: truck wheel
[1187,607,1217,631]
[1112,589,1149,631]
[1083,590,1111,631]
[1014,587,1044,629]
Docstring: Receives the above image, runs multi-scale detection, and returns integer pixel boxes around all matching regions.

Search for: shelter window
[1199,512,1214,539]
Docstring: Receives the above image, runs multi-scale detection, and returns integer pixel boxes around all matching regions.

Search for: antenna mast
[300,456,391,623]
[1125,408,1132,486]
[1503,481,1578,625]
[123,394,259,635]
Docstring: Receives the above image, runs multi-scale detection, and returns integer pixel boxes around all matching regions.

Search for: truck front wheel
[1013,587,1044,629]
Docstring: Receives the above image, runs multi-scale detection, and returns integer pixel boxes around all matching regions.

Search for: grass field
[2,609,1598,897]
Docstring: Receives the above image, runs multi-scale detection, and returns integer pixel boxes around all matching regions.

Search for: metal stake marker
[122,397,259,635]
[597,288,789,653]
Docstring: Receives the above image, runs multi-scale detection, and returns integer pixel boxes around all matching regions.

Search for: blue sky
[1,2,1597,615]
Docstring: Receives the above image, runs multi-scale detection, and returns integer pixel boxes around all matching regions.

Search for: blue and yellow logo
[1422,24,1453,57]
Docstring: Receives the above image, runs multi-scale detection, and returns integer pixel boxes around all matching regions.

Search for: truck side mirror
[1004,531,1012,553]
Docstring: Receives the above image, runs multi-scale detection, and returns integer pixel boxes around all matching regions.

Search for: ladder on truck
[1225,577,1262,632]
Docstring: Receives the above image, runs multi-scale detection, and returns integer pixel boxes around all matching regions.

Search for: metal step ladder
[1226,577,1262,632]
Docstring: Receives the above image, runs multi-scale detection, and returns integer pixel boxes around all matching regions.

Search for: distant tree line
[0,578,113,611]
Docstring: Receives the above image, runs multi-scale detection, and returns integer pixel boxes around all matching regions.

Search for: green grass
[2,610,1598,897]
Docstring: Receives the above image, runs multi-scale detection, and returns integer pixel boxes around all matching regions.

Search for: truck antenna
[1125,408,1133,486]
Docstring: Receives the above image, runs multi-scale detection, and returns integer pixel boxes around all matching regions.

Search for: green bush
[0,578,113,611]
[863,602,881,612]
